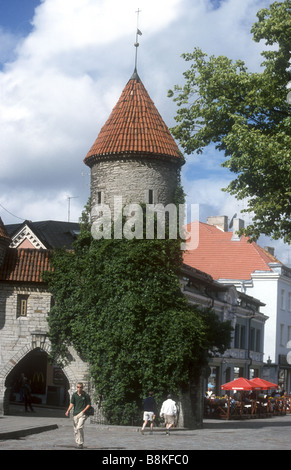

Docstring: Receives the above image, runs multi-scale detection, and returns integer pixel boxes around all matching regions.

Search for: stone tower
[84,70,184,213]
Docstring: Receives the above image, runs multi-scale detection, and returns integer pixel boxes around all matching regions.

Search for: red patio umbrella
[249,378,278,389]
[221,377,258,391]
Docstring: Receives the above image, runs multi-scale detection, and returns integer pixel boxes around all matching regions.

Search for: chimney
[264,246,275,256]
[231,218,244,241]
[207,216,228,232]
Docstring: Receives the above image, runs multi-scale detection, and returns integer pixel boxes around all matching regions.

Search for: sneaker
[140,429,144,435]
[77,444,83,449]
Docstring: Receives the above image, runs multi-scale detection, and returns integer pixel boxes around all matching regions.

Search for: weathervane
[134,8,142,71]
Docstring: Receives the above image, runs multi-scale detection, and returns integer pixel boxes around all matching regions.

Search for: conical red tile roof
[84,71,183,166]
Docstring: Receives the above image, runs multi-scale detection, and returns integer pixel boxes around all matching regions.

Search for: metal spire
[134,8,142,73]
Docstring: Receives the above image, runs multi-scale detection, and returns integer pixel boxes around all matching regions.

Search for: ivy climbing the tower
[45,200,231,425]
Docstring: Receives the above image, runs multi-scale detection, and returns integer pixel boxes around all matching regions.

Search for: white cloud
[0,27,21,64]
[183,175,236,220]
[0,189,83,224]
[17,0,182,66]
[0,0,186,225]
[0,0,289,264]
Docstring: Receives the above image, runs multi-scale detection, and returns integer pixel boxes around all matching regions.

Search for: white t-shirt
[160,399,177,416]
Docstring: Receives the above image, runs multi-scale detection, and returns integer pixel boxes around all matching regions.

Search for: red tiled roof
[183,222,282,281]
[84,72,183,166]
[0,248,52,283]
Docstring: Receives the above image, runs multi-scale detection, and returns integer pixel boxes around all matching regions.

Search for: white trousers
[73,412,87,445]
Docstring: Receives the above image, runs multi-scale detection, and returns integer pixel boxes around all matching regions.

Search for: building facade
[247,264,291,390]
[180,264,267,395]
[184,216,291,392]
[0,220,90,416]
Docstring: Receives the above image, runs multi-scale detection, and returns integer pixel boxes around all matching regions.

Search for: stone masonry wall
[0,282,89,415]
[90,156,180,211]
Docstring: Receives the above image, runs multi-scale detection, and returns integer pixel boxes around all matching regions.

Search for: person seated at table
[241,392,251,404]
[230,397,237,412]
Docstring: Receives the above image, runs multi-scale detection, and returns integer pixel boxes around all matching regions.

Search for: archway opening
[5,348,70,414]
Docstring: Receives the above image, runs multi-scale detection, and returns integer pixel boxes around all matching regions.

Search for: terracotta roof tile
[183,222,282,281]
[0,248,52,283]
[84,73,183,166]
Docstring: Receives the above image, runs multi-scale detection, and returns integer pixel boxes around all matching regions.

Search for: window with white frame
[17,294,29,317]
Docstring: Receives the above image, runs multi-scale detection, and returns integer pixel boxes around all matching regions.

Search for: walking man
[65,382,91,449]
[160,394,177,435]
[23,377,34,413]
[141,391,157,434]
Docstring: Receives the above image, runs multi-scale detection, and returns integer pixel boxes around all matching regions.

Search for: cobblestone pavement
[1,410,291,452]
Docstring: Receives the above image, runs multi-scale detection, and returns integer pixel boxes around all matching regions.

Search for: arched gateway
[1,342,89,415]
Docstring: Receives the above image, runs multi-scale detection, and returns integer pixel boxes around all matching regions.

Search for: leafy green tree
[168,1,291,243]
[45,204,231,425]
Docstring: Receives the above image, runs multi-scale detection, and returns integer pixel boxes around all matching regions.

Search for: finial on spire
[134,8,142,72]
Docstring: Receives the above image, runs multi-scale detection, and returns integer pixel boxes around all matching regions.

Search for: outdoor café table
[215,399,229,418]
[244,403,252,414]
[230,401,243,416]
[205,398,228,418]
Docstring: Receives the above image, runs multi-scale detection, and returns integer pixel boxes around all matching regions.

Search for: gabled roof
[0,248,51,283]
[6,220,80,250]
[84,71,183,166]
[183,221,282,281]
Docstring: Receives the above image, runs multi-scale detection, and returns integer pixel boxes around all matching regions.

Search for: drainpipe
[247,313,256,379]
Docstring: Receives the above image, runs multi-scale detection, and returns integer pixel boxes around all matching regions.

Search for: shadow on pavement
[5,403,67,418]
[203,416,291,430]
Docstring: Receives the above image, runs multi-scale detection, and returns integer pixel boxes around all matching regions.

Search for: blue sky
[0,0,40,34]
[0,0,41,63]
[0,0,289,264]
